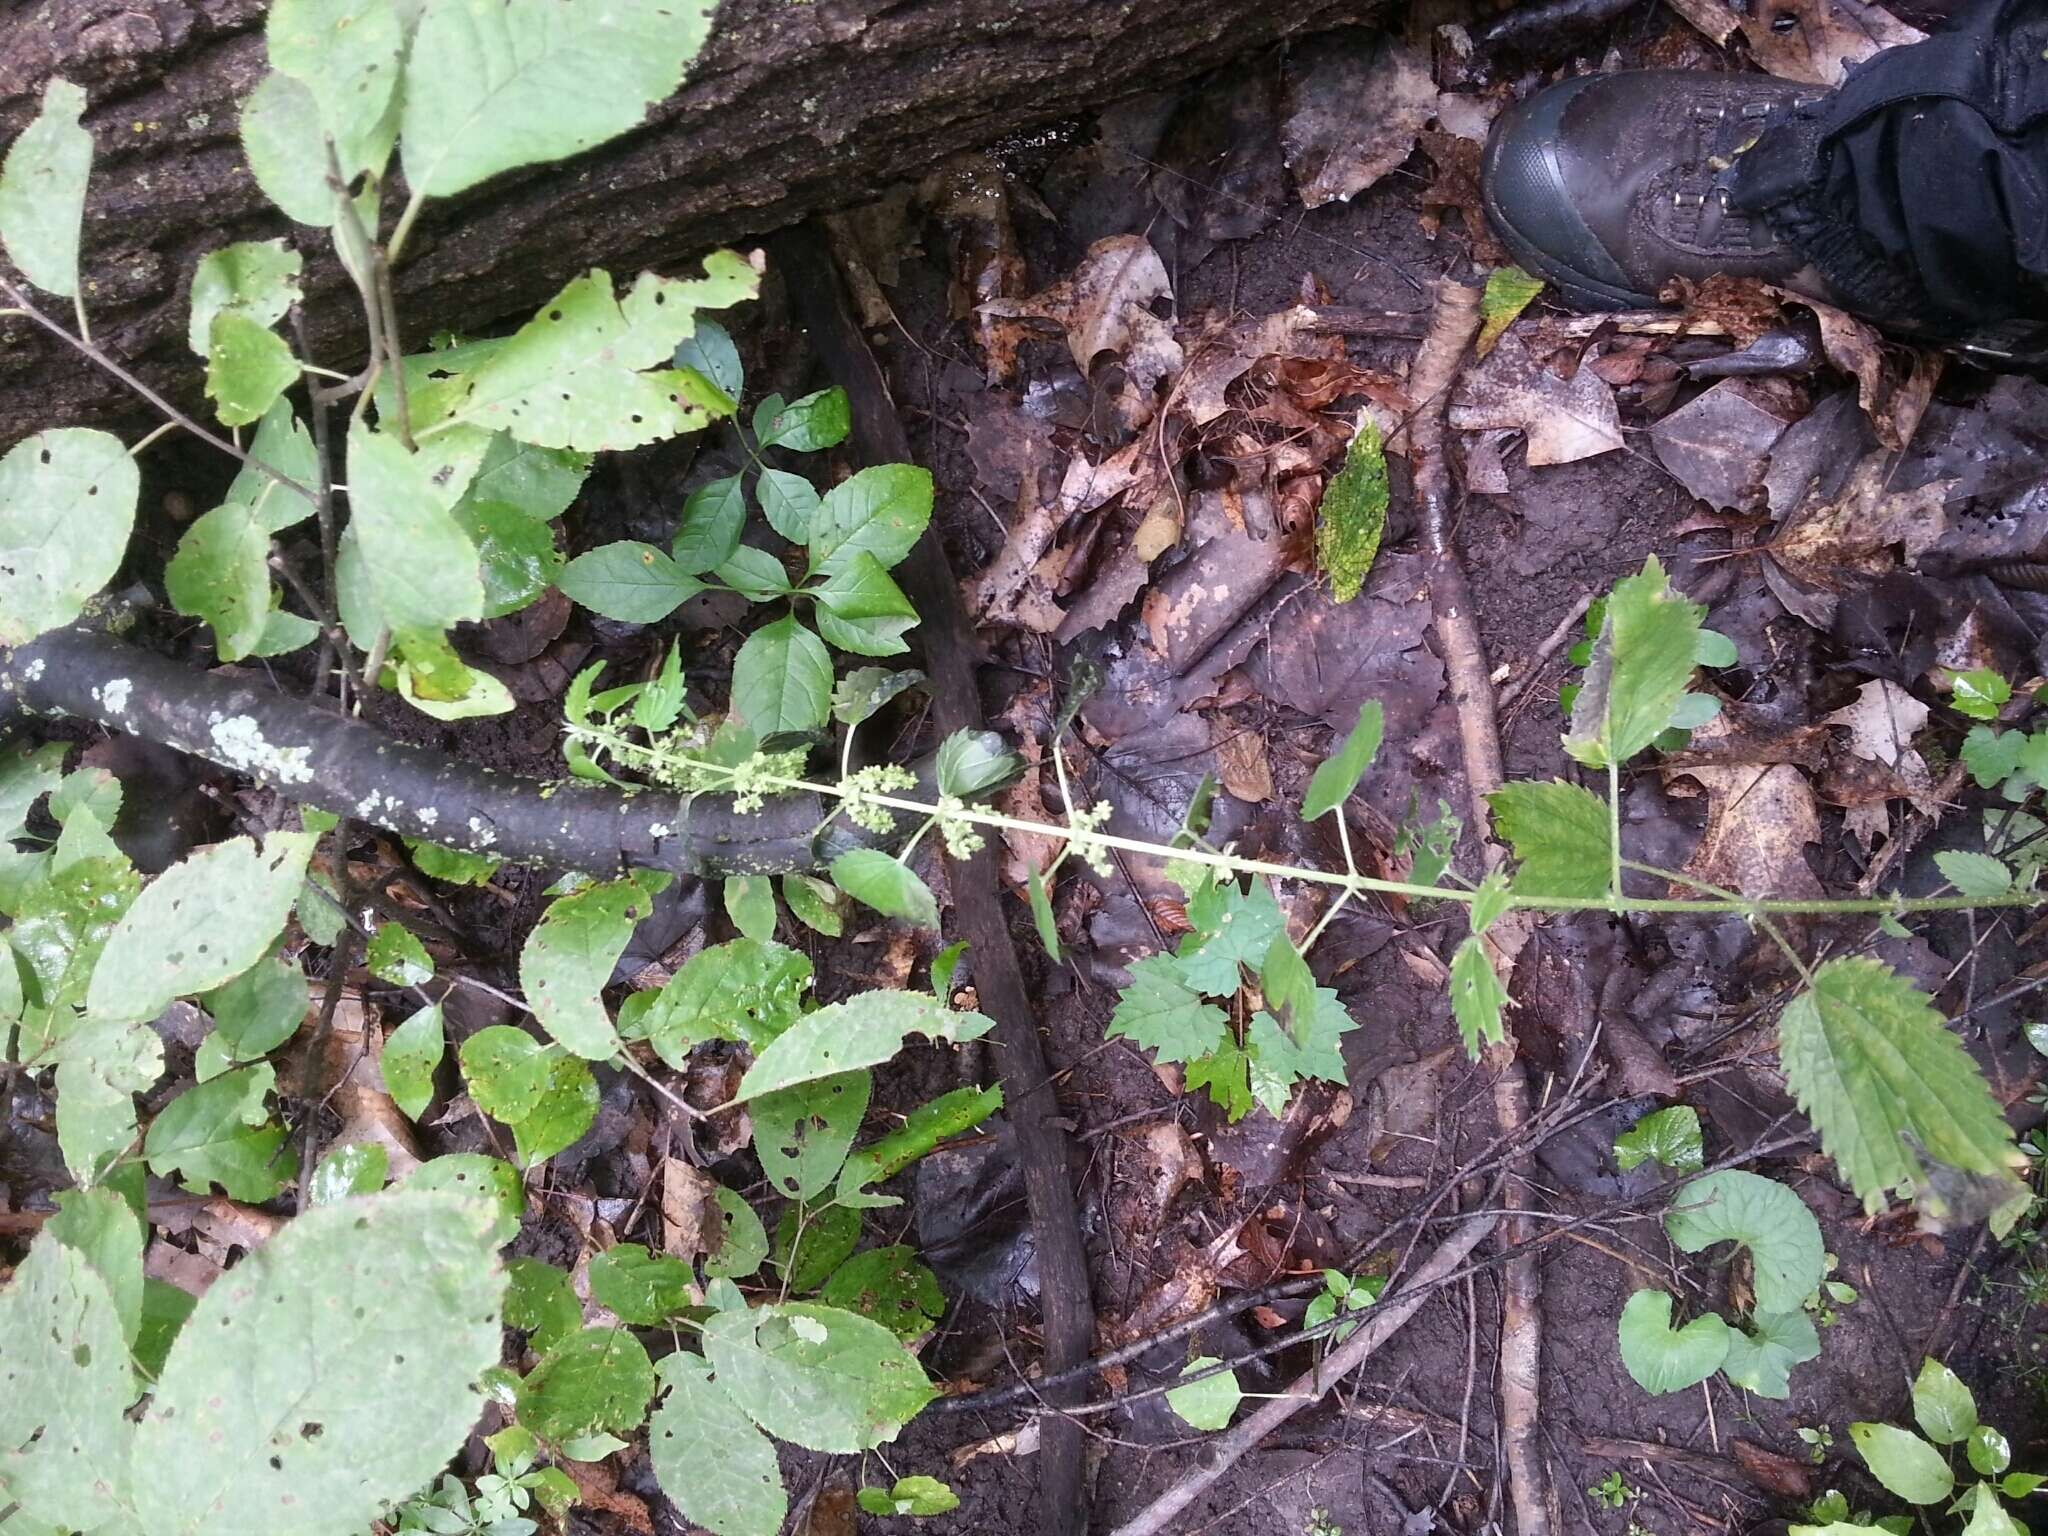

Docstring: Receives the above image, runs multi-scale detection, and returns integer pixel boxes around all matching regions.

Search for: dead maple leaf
[1663,713,1824,901]
[1449,330,1624,465]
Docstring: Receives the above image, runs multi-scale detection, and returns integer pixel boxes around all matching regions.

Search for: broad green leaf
[10,842,138,1044]
[736,991,993,1101]
[0,79,91,299]
[588,1244,691,1325]
[757,468,822,543]
[517,1326,655,1442]
[648,1354,787,1536]
[135,1190,503,1536]
[345,423,486,633]
[51,1016,159,1183]
[1851,1422,1954,1504]
[1186,1044,1255,1121]
[135,1277,196,1383]
[187,240,303,355]
[145,1064,288,1201]
[558,540,703,623]
[1316,416,1388,603]
[818,1246,944,1341]
[1934,850,2013,899]
[205,309,299,428]
[463,499,564,618]
[858,1477,960,1518]
[829,848,938,930]
[2000,1473,2045,1498]
[808,464,933,578]
[1449,934,1507,1055]
[782,873,845,937]
[716,544,792,601]
[198,948,309,1076]
[1949,667,2012,722]
[401,0,716,198]
[1564,557,1704,770]
[933,729,1018,799]
[757,388,850,452]
[520,876,657,1059]
[752,1069,870,1200]
[1779,957,2021,1213]
[1108,952,1229,1064]
[1301,700,1384,820]
[408,841,503,886]
[836,1084,1004,1202]
[1911,1355,1977,1444]
[813,552,919,657]
[701,1301,935,1452]
[87,833,313,1025]
[703,1186,771,1281]
[307,1140,388,1203]
[0,1236,134,1529]
[46,1185,143,1347]
[673,319,743,399]
[0,427,140,645]
[1175,878,1285,996]
[931,939,968,998]
[831,666,923,727]
[1616,1289,1729,1394]
[1166,1357,1243,1431]
[462,432,591,522]
[505,1258,582,1353]
[1476,265,1545,356]
[265,0,404,176]
[1965,1494,2026,1536]
[1962,726,2027,790]
[642,938,811,1064]
[1613,1105,1705,1174]
[435,261,756,451]
[239,71,349,226]
[1664,1170,1824,1314]
[165,501,272,660]
[771,1201,861,1292]
[366,922,433,986]
[724,874,778,943]
[1718,1309,1819,1398]
[402,1153,524,1238]
[1488,779,1614,898]
[672,474,747,573]
[1027,868,1061,960]
[734,616,833,735]
[1968,1424,2011,1476]
[459,1028,598,1162]
[392,654,514,721]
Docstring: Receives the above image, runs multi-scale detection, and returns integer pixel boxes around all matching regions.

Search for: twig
[1495,591,1595,710]
[1409,278,1558,1536]
[1107,1213,1500,1536]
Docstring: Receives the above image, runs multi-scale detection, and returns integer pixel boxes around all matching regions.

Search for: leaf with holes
[517,1326,656,1442]
[648,1354,787,1536]
[1317,417,1388,603]
[1664,1170,1824,1315]
[588,1245,692,1326]
[144,1064,288,1202]
[0,79,92,299]
[206,310,300,429]
[0,428,140,645]
[818,1246,945,1341]
[188,240,304,356]
[836,1084,1004,1206]
[520,875,659,1059]
[736,992,993,1101]
[701,1301,935,1453]
[366,922,433,987]
[265,0,405,178]
[166,500,273,662]
[752,1070,871,1201]
[133,1190,504,1536]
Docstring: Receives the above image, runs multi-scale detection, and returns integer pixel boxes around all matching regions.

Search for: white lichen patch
[648,823,672,839]
[101,678,131,714]
[466,817,498,848]
[22,658,44,682]
[416,807,439,827]
[210,715,315,785]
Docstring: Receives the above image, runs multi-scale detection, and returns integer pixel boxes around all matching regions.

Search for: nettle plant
[0,3,2045,1535]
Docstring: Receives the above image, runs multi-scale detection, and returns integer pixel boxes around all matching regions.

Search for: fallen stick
[771,224,1097,1536]
[1107,1213,1500,1536]
[1407,278,1558,1536]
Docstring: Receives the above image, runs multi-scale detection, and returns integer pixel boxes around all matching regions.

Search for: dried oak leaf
[1665,0,1924,84]
[1449,330,1624,465]
[979,234,1183,397]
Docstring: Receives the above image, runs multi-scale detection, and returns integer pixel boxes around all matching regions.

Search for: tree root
[0,625,882,877]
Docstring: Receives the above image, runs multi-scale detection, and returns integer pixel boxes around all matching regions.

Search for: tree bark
[0,0,1380,445]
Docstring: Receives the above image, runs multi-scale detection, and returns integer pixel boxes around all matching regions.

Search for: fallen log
[0,0,1381,444]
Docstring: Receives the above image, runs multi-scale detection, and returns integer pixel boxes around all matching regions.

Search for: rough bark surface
[0,0,1380,445]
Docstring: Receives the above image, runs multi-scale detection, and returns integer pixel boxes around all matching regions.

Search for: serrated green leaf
[736,992,993,1101]
[1301,700,1384,820]
[649,1354,787,1536]
[1779,957,2020,1214]
[734,616,833,735]
[401,0,715,199]
[934,729,1017,800]
[814,552,919,657]
[166,500,273,661]
[0,79,91,300]
[1564,557,1704,770]
[702,1301,935,1452]
[188,240,303,356]
[1614,1105,1705,1174]
[1186,1043,1255,1121]
[818,1246,945,1341]
[1477,266,1545,357]
[379,1004,443,1122]
[808,464,933,578]
[520,875,655,1059]
[1962,726,2028,791]
[462,432,591,523]
[1167,1357,1243,1431]
[87,833,314,1026]
[588,1244,692,1325]
[716,544,793,601]
[1851,1422,1953,1504]
[197,948,308,1078]
[205,309,299,428]
[1664,1170,1824,1314]
[753,1069,870,1200]
[723,874,777,943]
[52,1016,159,1184]
[516,1326,655,1442]
[1173,878,1285,995]
[757,387,850,452]
[1911,1355,1977,1444]
[829,848,938,930]
[366,921,433,986]
[1965,1493,2027,1536]
[432,261,755,451]
[1719,1309,1819,1398]
[672,474,747,573]
[0,1236,134,1529]
[1449,934,1507,1056]
[1316,417,1388,603]
[558,540,704,623]
[756,468,821,543]
[858,1476,959,1518]
[1488,779,1614,898]
[642,938,811,1064]
[459,1028,598,1163]
[1616,1289,1729,1394]
[1108,952,1230,1065]
[1935,850,2013,898]
[145,1063,288,1201]
[0,427,141,645]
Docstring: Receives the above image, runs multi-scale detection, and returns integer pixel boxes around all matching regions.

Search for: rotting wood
[769,223,1097,1536]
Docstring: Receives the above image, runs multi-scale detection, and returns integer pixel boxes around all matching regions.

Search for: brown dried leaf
[1282,32,1437,209]
[1418,130,1513,265]
[660,1156,722,1262]
[979,234,1183,395]
[1450,331,1624,465]
[1771,451,1951,589]
[1663,713,1823,901]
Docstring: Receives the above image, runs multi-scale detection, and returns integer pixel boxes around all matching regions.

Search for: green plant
[394,1427,576,1536]
[1800,1424,1838,1464]
[1303,1266,1388,1348]
[1789,1358,2047,1534]
[1589,1471,1637,1509]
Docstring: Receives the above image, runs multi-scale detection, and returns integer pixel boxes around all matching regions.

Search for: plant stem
[1607,759,1623,904]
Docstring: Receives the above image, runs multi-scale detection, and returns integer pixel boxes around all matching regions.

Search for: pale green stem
[71,293,90,345]
[1302,810,1360,953]
[128,421,177,458]
[1607,759,1623,905]
[1620,859,1816,985]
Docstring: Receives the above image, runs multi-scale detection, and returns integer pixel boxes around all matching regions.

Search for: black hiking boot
[1481,70,1825,310]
